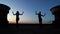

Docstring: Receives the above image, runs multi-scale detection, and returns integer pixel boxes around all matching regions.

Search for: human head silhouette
[0,4,10,13]
[16,11,19,13]
[39,11,41,14]
[0,3,10,24]
[50,5,60,24]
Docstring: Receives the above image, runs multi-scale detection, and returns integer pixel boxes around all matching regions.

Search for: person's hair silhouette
[50,5,60,24]
[0,4,10,25]
[35,11,45,24]
[12,11,24,24]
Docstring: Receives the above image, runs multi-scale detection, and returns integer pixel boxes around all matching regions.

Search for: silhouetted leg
[39,19,42,24]
[16,20,18,25]
[16,20,18,28]
[39,19,42,28]
[40,21,42,24]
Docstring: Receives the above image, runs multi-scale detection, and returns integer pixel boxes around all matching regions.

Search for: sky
[0,0,60,24]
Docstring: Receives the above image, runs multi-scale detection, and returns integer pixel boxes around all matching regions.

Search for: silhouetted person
[0,4,10,25]
[12,11,24,25]
[35,11,45,24]
[50,5,60,24]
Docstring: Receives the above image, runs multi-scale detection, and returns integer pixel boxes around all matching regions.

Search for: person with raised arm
[12,11,24,24]
[35,11,45,24]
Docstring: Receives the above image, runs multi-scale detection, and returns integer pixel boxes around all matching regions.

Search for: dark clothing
[16,13,19,21]
[13,11,23,27]
[38,14,42,20]
[37,13,43,24]
[15,13,20,24]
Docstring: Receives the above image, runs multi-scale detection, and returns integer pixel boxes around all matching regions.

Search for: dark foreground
[0,24,60,34]
[0,24,40,34]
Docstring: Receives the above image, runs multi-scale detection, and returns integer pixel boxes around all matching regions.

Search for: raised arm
[35,11,38,15]
[12,11,16,15]
[42,13,46,17]
[19,11,24,15]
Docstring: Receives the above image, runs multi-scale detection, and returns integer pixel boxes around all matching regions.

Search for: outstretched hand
[35,11,38,15]
[22,11,24,14]
[20,11,24,15]
[12,11,16,15]
[43,13,46,17]
[22,11,24,15]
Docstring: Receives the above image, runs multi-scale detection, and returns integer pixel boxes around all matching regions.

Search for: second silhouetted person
[35,11,45,24]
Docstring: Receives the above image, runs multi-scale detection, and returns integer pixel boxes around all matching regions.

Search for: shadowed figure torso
[16,12,20,23]
[0,4,10,25]
[50,5,60,24]
[35,11,45,24]
[12,11,24,24]
[38,13,42,23]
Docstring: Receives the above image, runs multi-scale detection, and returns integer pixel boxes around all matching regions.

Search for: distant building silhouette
[12,11,24,25]
[0,4,10,25]
[35,11,45,24]
[50,5,60,24]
